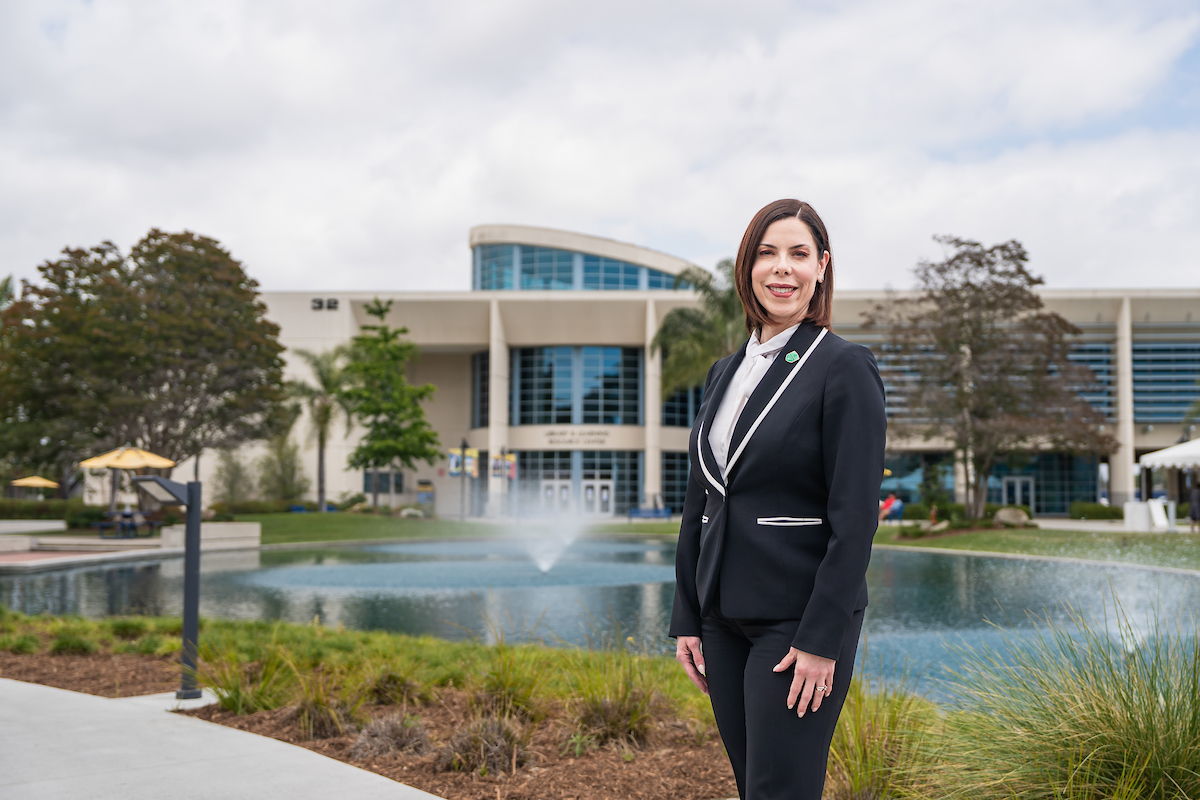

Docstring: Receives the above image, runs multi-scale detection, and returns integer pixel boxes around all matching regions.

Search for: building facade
[177,225,1200,518]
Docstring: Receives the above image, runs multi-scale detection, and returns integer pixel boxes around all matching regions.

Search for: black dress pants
[701,609,864,800]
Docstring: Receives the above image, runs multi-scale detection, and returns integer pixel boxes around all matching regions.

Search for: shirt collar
[746,322,801,359]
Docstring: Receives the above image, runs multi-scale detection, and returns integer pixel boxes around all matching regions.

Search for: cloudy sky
[2,0,1199,292]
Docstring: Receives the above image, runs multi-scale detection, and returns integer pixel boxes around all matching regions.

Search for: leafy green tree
[651,259,744,395]
[0,275,13,311]
[289,347,352,513]
[213,448,254,507]
[256,402,310,503]
[341,299,440,506]
[0,232,285,492]
[867,236,1117,519]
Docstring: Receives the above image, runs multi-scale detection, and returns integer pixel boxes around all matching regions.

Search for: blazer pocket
[756,516,823,527]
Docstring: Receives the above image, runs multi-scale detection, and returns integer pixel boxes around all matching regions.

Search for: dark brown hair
[734,199,833,334]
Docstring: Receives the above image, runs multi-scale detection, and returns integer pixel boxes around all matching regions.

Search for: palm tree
[289,346,352,512]
[651,259,745,394]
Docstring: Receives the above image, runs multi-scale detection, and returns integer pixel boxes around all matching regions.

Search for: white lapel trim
[724,328,827,477]
[695,421,726,496]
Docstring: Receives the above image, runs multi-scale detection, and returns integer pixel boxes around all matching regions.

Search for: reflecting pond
[4,537,1198,695]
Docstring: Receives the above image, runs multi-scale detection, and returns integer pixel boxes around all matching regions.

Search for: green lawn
[874,524,1200,571]
[239,512,682,545]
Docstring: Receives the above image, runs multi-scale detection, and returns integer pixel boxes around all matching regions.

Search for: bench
[628,507,672,520]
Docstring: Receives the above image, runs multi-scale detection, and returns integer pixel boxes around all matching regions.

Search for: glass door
[540,479,573,516]
[1003,476,1035,511]
[580,479,615,518]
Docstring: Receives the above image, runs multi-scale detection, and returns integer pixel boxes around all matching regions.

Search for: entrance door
[540,479,573,515]
[580,479,615,518]
[1003,476,1034,511]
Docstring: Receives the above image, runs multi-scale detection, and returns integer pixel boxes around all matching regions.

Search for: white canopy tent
[1130,439,1199,532]
[1138,438,1200,471]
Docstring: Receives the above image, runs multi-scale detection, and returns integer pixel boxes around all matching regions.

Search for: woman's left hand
[772,647,835,717]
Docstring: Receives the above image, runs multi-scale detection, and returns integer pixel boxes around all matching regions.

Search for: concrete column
[1112,296,1135,505]
[643,299,662,508]
[486,299,510,516]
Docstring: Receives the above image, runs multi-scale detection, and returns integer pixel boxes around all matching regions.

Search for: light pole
[460,436,469,521]
[133,475,203,700]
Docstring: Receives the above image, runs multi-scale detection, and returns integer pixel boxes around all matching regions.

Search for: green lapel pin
[785,351,799,363]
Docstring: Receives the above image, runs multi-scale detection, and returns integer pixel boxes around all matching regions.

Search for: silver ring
[816,685,828,692]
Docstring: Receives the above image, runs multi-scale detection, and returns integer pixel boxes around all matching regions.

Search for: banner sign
[464,448,479,479]
[506,452,517,480]
[447,448,462,477]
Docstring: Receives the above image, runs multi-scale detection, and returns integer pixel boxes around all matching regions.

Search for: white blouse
[708,323,801,478]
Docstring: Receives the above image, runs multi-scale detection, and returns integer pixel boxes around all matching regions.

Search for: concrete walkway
[0,678,444,799]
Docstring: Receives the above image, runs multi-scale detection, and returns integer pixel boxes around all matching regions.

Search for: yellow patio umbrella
[80,446,176,512]
[11,475,59,489]
[10,475,59,500]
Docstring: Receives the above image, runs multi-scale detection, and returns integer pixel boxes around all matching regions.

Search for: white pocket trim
[756,516,823,527]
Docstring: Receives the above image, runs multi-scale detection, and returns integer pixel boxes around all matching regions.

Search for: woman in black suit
[669,199,887,799]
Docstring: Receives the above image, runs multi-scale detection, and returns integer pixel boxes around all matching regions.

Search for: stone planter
[161,521,261,551]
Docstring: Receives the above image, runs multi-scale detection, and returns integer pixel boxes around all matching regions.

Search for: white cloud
[0,0,1197,293]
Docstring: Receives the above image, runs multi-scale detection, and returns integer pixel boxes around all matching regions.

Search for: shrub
[1,633,41,654]
[0,498,85,520]
[66,506,108,529]
[337,492,367,510]
[199,649,294,714]
[1069,501,1123,520]
[107,618,149,640]
[434,716,527,776]
[50,631,97,655]
[294,668,365,739]
[365,658,427,706]
[474,640,546,721]
[826,676,940,800]
[941,604,1200,799]
[209,500,291,515]
[1179,502,1190,520]
[567,647,662,747]
[350,714,431,760]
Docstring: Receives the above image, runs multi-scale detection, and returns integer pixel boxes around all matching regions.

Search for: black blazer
[668,321,887,660]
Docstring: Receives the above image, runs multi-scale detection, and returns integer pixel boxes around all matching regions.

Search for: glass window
[582,255,643,291]
[1132,339,1200,423]
[520,246,575,290]
[1069,341,1114,420]
[514,346,642,425]
[662,451,690,515]
[363,471,404,495]
[476,246,691,291]
[663,385,704,427]
[581,347,641,425]
[514,347,574,425]
[477,244,513,290]
[470,351,489,429]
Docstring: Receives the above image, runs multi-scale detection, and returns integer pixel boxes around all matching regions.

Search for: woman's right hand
[676,636,708,694]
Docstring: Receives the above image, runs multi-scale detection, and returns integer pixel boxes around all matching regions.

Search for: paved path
[0,678,444,800]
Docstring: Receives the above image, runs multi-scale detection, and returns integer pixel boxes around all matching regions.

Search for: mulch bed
[0,650,180,697]
[0,650,738,800]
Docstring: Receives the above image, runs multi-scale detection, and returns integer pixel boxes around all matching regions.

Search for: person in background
[878,493,896,524]
[1189,475,1199,534]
